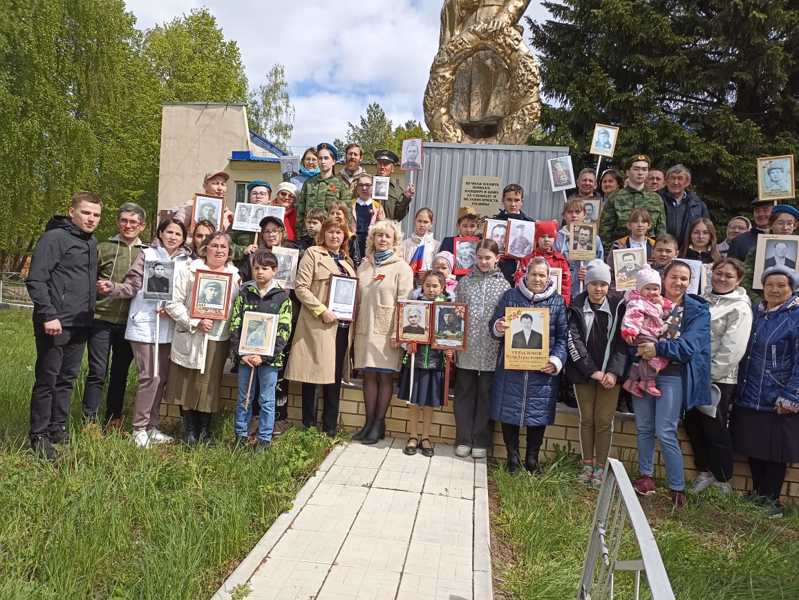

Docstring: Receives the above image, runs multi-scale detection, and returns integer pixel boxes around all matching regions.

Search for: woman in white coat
[98,217,193,448]
[164,231,240,444]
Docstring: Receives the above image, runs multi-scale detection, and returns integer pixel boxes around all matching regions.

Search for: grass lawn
[0,307,334,600]
[490,455,799,600]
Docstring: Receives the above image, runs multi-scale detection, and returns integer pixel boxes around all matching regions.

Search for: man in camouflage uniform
[374,149,415,222]
[599,154,667,253]
[296,142,351,228]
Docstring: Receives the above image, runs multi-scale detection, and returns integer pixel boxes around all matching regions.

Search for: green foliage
[528,1,799,216]
[341,102,431,160]
[247,64,295,152]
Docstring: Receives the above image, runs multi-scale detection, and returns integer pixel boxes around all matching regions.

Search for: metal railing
[0,272,32,308]
[577,458,675,600]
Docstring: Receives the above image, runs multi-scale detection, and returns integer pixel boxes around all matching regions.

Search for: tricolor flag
[409,244,425,273]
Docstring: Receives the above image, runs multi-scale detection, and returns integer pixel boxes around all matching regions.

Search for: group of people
[24,147,799,516]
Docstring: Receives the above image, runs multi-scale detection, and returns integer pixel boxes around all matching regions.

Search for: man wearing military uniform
[374,149,415,222]
[297,142,351,228]
[599,154,667,253]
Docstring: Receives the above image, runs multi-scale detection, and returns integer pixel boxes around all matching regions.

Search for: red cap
[535,220,558,242]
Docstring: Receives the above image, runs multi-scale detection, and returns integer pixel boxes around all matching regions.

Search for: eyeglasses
[250,191,270,197]
[358,183,373,188]
[119,219,141,226]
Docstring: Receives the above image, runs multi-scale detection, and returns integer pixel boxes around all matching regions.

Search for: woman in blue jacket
[632,260,711,507]
[490,256,569,473]
[733,266,799,517]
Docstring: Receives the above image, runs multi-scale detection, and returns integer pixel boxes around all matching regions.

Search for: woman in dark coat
[490,256,569,473]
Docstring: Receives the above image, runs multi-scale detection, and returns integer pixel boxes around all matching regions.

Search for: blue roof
[230,150,280,163]
[249,131,287,156]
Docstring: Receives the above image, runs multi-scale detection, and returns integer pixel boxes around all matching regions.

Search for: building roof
[230,131,288,163]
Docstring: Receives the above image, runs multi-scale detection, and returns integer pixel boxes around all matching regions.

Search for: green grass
[0,307,334,599]
[491,454,799,600]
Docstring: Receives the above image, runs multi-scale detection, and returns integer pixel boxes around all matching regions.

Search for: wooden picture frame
[272,246,300,290]
[431,302,468,351]
[395,300,433,344]
[453,236,480,275]
[590,123,619,158]
[238,312,279,357]
[504,219,535,259]
[569,222,597,261]
[192,194,224,230]
[547,155,575,192]
[190,269,233,320]
[484,218,508,255]
[752,234,799,290]
[327,275,358,322]
[503,307,550,371]
[142,260,175,301]
[757,155,795,202]
[612,247,647,290]
[582,199,601,224]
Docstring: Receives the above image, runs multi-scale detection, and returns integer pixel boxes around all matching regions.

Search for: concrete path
[213,438,492,600]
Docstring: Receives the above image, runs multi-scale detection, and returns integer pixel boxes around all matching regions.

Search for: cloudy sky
[125,1,550,152]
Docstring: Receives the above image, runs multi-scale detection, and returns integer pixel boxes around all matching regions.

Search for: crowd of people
[24,145,799,516]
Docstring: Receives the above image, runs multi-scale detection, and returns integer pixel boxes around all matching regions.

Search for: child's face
[475,248,498,272]
[563,207,585,225]
[628,219,650,238]
[422,276,443,299]
[253,264,275,285]
[502,191,523,214]
[537,234,554,252]
[305,219,323,235]
[653,242,678,265]
[432,258,451,279]
[415,213,432,236]
[458,218,477,237]
[640,282,661,302]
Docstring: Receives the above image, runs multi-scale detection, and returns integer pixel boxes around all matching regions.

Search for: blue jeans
[235,364,278,442]
[632,376,685,491]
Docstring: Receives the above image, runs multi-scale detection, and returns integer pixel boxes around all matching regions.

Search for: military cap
[626,154,651,168]
[246,179,272,193]
[456,206,477,223]
[751,197,777,205]
[374,149,399,164]
[258,215,285,230]
[203,169,229,183]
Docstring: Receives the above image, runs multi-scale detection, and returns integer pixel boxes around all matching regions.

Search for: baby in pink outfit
[621,266,673,398]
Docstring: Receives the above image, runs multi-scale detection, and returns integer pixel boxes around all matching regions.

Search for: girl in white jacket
[402,208,440,274]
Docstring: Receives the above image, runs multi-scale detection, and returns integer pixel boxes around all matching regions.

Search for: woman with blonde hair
[353,220,414,444]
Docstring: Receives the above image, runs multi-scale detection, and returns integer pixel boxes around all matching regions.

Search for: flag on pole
[409,244,425,273]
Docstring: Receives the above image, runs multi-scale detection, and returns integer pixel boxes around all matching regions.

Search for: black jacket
[659,189,709,247]
[727,228,766,261]
[26,216,98,327]
[565,291,627,384]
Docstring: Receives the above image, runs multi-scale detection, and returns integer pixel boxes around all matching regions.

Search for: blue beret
[316,142,339,161]
[246,179,271,193]
[772,204,799,220]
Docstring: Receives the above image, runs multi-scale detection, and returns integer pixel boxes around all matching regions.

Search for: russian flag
[409,244,425,273]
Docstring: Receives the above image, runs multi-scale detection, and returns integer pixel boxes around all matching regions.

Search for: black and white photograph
[233,202,264,232]
[753,234,799,289]
[680,258,704,295]
[589,123,619,158]
[190,269,233,320]
[143,260,174,301]
[547,155,575,193]
[431,303,468,351]
[279,156,301,177]
[583,199,600,224]
[328,275,357,321]
[401,138,423,171]
[396,300,432,343]
[238,312,278,357]
[505,219,535,259]
[757,155,795,201]
[192,194,223,229]
[569,222,596,261]
[372,176,390,201]
[549,267,563,295]
[272,246,300,290]
[484,218,508,254]
[612,247,647,290]
[453,236,479,275]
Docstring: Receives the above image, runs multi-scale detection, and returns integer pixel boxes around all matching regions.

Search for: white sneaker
[578,464,594,485]
[133,429,150,448]
[148,429,174,444]
[471,448,487,459]
[455,445,472,458]
[712,480,732,494]
[690,471,716,494]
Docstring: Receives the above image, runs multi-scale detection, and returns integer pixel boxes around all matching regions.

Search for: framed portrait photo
[233,202,263,233]
[569,222,597,261]
[589,123,619,158]
[453,236,480,275]
[503,307,550,371]
[192,194,224,230]
[549,267,563,295]
[272,246,300,290]
[190,270,233,320]
[484,218,508,254]
[401,138,423,171]
[505,219,535,259]
[547,155,575,192]
[279,156,301,177]
[327,275,358,322]
[143,260,175,301]
[757,155,795,201]
[612,247,647,290]
[431,302,468,351]
[396,300,433,344]
[583,199,601,224]
[238,312,279,357]
[372,176,390,201]
[752,234,799,289]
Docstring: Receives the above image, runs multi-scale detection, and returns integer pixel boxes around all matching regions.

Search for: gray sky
[124,1,551,151]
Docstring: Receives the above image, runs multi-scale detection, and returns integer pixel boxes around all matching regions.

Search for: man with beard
[340,144,366,188]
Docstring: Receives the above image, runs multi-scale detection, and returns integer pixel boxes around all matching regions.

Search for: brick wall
[160,374,799,501]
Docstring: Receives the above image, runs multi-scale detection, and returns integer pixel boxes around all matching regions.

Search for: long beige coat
[353,253,414,370]
[285,246,357,384]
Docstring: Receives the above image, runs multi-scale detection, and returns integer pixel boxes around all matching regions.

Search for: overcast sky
[124,1,551,152]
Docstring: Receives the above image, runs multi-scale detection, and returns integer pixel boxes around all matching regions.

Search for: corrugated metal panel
[408,142,570,240]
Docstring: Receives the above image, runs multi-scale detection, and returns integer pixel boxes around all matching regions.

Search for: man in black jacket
[658,164,709,247]
[26,191,102,459]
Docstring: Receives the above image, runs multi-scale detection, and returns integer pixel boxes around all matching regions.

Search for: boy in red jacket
[515,220,572,304]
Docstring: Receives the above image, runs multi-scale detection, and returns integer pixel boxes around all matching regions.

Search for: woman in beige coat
[286,217,357,436]
[353,220,414,444]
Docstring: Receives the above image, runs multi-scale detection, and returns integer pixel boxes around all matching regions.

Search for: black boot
[183,410,198,445]
[351,416,374,441]
[361,418,383,445]
[198,413,213,444]
[525,446,541,474]
[378,419,386,440]
[506,450,522,474]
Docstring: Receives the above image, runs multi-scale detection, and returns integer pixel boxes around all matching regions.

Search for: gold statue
[424,0,541,145]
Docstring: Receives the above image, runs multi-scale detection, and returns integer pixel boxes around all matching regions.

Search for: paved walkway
[213,438,492,600]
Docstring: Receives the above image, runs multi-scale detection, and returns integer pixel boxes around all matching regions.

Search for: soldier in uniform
[374,149,415,222]
[297,142,351,230]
